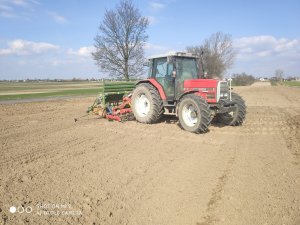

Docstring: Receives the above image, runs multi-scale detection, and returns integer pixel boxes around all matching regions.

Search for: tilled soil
[0,82,299,225]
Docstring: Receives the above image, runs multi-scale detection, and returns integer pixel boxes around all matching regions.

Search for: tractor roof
[148,51,199,60]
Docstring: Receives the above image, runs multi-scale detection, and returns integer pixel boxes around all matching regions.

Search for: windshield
[176,57,198,81]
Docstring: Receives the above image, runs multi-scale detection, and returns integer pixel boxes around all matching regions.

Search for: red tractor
[130,52,246,133]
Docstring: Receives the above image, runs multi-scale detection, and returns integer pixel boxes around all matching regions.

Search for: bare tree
[187,32,236,78]
[92,0,149,80]
[275,69,284,81]
[232,72,255,86]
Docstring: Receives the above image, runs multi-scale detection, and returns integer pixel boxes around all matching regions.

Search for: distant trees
[275,69,284,81]
[92,0,149,80]
[186,32,236,79]
[231,73,255,86]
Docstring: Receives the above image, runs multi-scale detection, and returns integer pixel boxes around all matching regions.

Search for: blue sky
[0,0,299,80]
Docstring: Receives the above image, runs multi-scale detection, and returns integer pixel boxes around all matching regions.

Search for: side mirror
[143,61,150,67]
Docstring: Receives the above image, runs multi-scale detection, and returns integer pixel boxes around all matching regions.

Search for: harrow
[86,81,136,122]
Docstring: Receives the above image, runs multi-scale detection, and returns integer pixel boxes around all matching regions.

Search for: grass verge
[281,81,300,87]
[271,81,300,87]
[0,88,100,101]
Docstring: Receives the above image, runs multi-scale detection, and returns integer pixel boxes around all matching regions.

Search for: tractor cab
[148,52,199,100]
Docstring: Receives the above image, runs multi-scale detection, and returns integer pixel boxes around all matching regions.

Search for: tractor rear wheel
[178,94,211,133]
[132,83,164,124]
[216,92,246,126]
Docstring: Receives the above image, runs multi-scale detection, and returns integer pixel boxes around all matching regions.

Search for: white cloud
[147,16,156,25]
[50,59,76,66]
[11,0,28,6]
[0,0,15,17]
[1,0,37,7]
[234,35,300,59]
[229,35,300,76]
[149,2,165,11]
[147,1,169,24]
[144,43,167,50]
[68,46,94,57]
[144,43,175,57]
[0,39,99,79]
[47,11,67,24]
[0,0,39,18]
[0,39,59,56]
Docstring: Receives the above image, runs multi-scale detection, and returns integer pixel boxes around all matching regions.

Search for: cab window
[154,58,167,78]
[176,57,198,81]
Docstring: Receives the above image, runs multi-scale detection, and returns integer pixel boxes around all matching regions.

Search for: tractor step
[164,107,176,115]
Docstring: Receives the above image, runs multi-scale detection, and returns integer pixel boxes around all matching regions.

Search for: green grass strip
[282,81,300,87]
[0,88,100,101]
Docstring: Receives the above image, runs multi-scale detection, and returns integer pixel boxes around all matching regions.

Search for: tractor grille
[206,93,215,100]
[219,82,229,100]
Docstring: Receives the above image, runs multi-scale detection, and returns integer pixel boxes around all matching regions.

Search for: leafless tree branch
[187,32,236,79]
[92,0,149,80]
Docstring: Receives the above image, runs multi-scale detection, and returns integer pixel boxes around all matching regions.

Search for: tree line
[231,73,255,86]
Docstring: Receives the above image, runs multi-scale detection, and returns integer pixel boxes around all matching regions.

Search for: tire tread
[178,94,211,133]
[132,83,164,124]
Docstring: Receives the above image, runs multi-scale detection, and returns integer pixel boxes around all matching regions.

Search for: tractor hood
[183,79,218,90]
[183,79,221,103]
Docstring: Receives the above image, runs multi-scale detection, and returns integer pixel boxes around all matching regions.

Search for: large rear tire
[131,83,164,124]
[216,92,246,126]
[178,94,211,133]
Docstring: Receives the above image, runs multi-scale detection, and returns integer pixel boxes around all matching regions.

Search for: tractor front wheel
[178,94,211,133]
[131,83,164,124]
[216,92,246,126]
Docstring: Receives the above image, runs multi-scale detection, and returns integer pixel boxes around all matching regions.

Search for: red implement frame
[105,96,132,122]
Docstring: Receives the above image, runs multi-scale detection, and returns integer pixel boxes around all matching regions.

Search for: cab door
[152,57,175,99]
